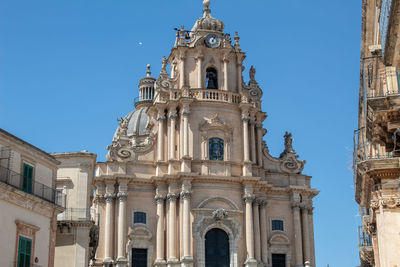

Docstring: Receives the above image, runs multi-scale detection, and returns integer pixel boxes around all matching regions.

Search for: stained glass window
[209,138,224,161]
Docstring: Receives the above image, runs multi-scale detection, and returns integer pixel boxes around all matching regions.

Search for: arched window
[209,138,224,161]
[205,228,230,267]
[206,67,218,89]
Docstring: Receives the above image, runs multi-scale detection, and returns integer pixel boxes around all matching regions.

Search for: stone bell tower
[94,1,318,267]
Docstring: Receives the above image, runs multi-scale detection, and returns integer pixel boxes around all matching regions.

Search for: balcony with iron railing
[353,128,399,205]
[0,165,65,207]
[365,66,400,100]
[57,208,96,222]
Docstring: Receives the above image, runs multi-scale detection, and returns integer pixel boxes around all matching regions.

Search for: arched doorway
[205,228,230,267]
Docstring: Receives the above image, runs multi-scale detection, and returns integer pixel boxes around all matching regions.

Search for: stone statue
[161,56,167,73]
[284,131,294,153]
[206,69,218,89]
[249,65,256,81]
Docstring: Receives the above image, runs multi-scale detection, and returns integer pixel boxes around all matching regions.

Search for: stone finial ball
[203,0,210,8]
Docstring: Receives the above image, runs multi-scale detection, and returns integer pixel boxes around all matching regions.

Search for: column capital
[168,111,178,120]
[117,192,128,201]
[155,194,166,204]
[256,122,263,129]
[167,193,179,201]
[258,199,268,207]
[157,114,166,121]
[243,193,255,203]
[181,109,190,117]
[291,201,302,210]
[104,193,116,203]
[180,190,192,199]
[253,198,261,206]
[241,114,250,121]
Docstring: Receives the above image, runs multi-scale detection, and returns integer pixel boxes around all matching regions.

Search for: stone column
[116,189,128,267]
[180,190,193,263]
[169,108,178,160]
[196,52,203,88]
[223,55,229,91]
[182,108,190,157]
[180,52,186,88]
[253,199,261,262]
[167,193,179,264]
[308,207,316,267]
[181,103,191,173]
[250,118,256,164]
[242,112,250,162]
[243,193,257,266]
[292,202,304,267]
[236,56,244,93]
[256,122,263,167]
[302,205,311,265]
[155,194,166,265]
[259,200,268,264]
[157,109,166,162]
[104,191,116,263]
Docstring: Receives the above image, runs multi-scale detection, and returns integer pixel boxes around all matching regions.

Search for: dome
[191,0,225,32]
[126,106,150,136]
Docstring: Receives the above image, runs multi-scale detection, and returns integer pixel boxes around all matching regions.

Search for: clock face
[205,34,221,48]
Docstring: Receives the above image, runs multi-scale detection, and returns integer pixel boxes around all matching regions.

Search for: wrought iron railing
[0,165,65,207]
[365,66,399,98]
[358,226,372,247]
[379,0,393,56]
[57,208,93,221]
[356,142,393,161]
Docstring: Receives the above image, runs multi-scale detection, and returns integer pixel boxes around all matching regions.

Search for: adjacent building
[53,152,98,267]
[92,1,318,267]
[0,128,64,267]
[354,0,400,266]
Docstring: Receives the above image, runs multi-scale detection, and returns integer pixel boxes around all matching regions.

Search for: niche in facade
[206,67,218,89]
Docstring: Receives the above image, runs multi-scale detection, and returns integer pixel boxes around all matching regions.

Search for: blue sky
[0,0,361,265]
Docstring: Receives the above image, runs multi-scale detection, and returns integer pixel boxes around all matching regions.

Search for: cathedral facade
[92,1,318,267]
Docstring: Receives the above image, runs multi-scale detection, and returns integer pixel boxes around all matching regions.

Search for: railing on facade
[365,66,399,98]
[57,208,93,221]
[358,226,372,247]
[190,89,241,104]
[134,96,153,105]
[356,142,393,161]
[379,0,393,56]
[0,165,65,207]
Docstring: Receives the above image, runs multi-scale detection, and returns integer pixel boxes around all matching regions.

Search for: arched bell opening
[205,228,230,267]
[206,67,218,89]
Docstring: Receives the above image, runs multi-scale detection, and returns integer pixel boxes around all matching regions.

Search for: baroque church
[91,1,318,267]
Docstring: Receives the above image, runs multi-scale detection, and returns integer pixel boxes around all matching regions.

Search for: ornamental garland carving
[370,192,400,210]
[212,208,228,221]
[199,113,233,134]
